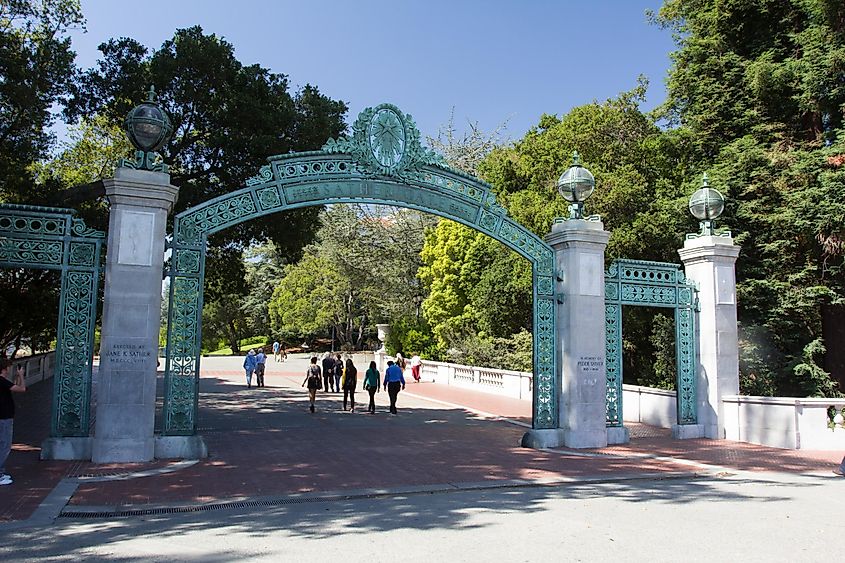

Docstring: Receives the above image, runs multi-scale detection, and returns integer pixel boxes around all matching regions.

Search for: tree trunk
[227,320,241,355]
[822,303,845,393]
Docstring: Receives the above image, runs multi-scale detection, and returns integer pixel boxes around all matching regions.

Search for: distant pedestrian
[343,358,358,412]
[272,340,280,362]
[301,357,322,413]
[333,353,343,393]
[363,360,380,414]
[395,352,406,371]
[410,354,422,383]
[0,359,26,486]
[243,349,257,388]
[321,352,335,392]
[255,349,267,387]
[383,360,405,414]
[835,455,845,476]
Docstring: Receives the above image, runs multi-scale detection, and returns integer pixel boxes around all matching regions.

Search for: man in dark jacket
[0,359,26,486]
[321,353,336,392]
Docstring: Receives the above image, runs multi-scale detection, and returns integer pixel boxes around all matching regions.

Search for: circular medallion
[368,106,407,171]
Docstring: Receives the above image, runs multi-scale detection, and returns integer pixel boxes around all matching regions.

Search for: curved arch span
[161,104,559,436]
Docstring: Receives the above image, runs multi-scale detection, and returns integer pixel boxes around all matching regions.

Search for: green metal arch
[162,103,559,436]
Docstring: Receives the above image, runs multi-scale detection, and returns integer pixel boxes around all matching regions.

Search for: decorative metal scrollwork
[604,259,699,427]
[0,205,104,437]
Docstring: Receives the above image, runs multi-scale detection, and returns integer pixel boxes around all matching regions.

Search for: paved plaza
[1,355,842,561]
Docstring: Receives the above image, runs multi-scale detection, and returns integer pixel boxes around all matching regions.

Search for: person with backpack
[342,358,358,412]
[363,360,380,414]
[301,357,322,413]
[243,349,257,388]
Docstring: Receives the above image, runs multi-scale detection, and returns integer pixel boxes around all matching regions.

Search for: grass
[205,336,268,356]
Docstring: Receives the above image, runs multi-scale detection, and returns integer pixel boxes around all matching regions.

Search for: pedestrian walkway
[1,354,842,524]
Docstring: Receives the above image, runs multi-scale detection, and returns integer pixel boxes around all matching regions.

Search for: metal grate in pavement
[60,491,410,519]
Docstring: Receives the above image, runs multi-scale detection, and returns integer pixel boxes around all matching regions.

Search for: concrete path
[1,354,842,531]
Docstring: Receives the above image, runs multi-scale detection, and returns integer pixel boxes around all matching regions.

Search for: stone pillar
[91,168,178,463]
[678,235,741,439]
[547,219,610,449]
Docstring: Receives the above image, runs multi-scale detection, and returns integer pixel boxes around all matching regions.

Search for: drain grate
[60,492,386,519]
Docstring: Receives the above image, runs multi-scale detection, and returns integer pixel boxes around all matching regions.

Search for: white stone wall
[722,395,845,450]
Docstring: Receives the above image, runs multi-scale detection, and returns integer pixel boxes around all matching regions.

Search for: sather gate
[162,104,559,435]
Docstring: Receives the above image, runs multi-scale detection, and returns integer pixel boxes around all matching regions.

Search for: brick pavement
[2,358,843,523]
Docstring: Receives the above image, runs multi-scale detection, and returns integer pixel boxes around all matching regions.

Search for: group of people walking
[302,353,407,414]
[242,348,267,388]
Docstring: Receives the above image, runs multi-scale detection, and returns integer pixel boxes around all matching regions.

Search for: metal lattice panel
[0,204,104,437]
[163,103,559,435]
[604,259,699,428]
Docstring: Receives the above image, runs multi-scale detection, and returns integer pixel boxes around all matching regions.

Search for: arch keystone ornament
[164,103,559,444]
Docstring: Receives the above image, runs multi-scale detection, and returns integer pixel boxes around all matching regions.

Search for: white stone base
[607,425,630,445]
[521,429,566,449]
[672,423,705,439]
[92,437,155,463]
[155,435,208,460]
[40,437,93,460]
[564,429,608,449]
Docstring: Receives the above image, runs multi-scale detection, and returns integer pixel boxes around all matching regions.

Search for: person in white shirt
[410,354,422,383]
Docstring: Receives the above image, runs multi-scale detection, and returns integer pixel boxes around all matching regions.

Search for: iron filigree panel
[604,259,699,428]
[0,204,104,437]
[163,103,559,435]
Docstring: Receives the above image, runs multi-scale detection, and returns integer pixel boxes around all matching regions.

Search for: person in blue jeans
[0,359,26,486]
[254,349,267,387]
[382,360,405,414]
[243,349,257,388]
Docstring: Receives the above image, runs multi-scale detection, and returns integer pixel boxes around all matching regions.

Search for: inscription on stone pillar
[100,343,153,366]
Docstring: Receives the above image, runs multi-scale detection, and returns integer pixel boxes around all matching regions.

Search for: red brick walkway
[2,362,842,523]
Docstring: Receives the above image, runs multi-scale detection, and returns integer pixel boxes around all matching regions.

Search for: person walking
[272,340,280,362]
[343,358,358,412]
[363,360,380,414]
[301,357,322,413]
[255,348,267,387]
[321,352,335,393]
[383,360,405,414]
[333,353,343,393]
[243,349,257,388]
[410,353,422,383]
[0,359,26,486]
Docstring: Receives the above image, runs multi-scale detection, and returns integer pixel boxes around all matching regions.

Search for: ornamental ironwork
[0,204,104,437]
[604,259,699,427]
[163,103,559,435]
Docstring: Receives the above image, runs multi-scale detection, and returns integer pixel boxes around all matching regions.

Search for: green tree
[0,0,84,204]
[654,0,845,395]
[65,26,348,324]
[0,0,84,356]
[268,205,435,349]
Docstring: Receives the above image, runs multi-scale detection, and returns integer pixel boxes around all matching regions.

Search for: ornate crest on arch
[322,103,448,177]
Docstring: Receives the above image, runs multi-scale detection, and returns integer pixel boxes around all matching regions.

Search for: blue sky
[72,0,676,142]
